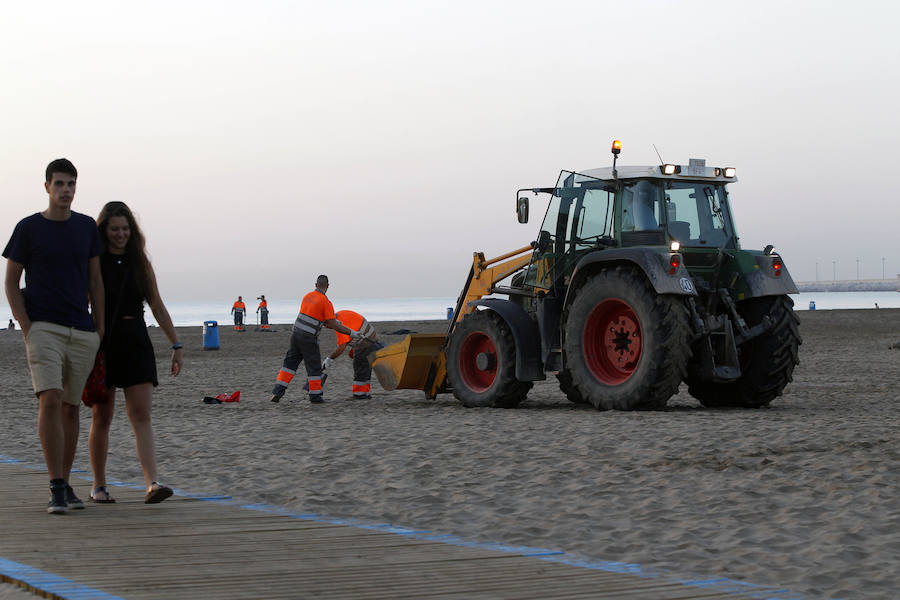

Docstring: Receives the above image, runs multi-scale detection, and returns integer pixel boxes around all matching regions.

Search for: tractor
[372,141,801,410]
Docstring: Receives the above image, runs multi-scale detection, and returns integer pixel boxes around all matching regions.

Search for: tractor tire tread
[564,266,692,411]
[688,295,801,408]
[447,310,532,408]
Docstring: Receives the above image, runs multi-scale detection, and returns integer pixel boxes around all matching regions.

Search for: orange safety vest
[233,301,246,312]
[258,300,267,311]
[335,310,376,346]
[294,290,335,334]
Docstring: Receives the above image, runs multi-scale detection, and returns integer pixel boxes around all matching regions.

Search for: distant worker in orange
[323,310,383,399]
[231,296,246,330]
[257,294,269,329]
[270,275,362,404]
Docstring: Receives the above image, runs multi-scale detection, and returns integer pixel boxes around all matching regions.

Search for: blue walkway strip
[0,557,126,600]
[230,500,814,599]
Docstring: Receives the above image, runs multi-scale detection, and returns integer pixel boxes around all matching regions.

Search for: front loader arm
[426,244,536,398]
[449,244,535,333]
[372,244,536,399]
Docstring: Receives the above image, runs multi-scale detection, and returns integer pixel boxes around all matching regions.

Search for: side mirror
[516,196,529,223]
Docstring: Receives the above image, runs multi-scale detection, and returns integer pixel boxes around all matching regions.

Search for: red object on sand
[215,391,241,403]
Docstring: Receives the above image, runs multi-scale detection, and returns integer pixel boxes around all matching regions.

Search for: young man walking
[3,158,105,514]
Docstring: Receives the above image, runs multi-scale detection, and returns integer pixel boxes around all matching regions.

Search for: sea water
[153,296,460,327]
[0,292,896,329]
[135,291,900,327]
[789,291,899,311]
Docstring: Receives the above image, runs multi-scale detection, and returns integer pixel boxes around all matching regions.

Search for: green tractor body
[445,158,801,410]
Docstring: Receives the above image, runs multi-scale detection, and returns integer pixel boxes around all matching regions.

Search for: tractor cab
[520,171,615,294]
[519,159,740,295]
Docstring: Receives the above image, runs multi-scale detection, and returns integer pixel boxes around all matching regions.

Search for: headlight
[723,167,736,178]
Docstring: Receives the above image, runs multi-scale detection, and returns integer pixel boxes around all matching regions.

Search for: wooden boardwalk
[0,463,791,600]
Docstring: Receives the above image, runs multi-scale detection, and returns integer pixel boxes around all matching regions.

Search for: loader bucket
[371,334,446,391]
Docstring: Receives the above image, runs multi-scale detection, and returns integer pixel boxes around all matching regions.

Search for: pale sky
[2,1,898,308]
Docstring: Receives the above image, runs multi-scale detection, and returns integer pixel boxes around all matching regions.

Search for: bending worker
[231,296,246,329]
[257,294,269,328]
[271,275,361,404]
[323,310,383,399]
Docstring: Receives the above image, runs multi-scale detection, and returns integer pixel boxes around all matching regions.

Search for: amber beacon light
[611,140,622,155]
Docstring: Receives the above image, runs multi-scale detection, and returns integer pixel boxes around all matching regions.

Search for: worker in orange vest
[271,275,362,404]
[231,296,246,330]
[323,309,384,399]
[256,294,269,329]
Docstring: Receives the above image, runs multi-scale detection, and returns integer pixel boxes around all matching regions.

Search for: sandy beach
[1,309,897,599]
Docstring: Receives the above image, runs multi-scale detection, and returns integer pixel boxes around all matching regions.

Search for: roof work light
[662,164,678,175]
[724,167,736,178]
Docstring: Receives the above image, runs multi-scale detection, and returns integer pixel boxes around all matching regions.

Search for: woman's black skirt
[105,318,159,389]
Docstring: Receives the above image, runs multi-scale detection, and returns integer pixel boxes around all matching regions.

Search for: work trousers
[234,310,244,327]
[259,308,269,325]
[274,328,323,397]
[351,341,383,397]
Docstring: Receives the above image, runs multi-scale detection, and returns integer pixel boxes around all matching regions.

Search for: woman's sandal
[144,482,173,504]
[89,486,116,503]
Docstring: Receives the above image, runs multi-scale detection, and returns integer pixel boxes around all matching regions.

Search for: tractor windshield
[663,181,736,248]
[620,180,666,246]
[618,179,736,248]
[523,171,615,290]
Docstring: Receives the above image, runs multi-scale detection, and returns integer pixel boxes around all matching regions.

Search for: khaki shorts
[25,321,101,406]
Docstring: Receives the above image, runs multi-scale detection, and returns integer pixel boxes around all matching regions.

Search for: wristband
[172,342,183,350]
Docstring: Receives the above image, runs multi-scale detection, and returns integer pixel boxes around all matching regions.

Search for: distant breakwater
[795,277,899,292]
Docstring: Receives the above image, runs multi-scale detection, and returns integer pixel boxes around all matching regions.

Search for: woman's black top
[100,252,158,388]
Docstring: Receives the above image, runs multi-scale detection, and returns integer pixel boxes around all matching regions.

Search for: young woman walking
[88,201,183,504]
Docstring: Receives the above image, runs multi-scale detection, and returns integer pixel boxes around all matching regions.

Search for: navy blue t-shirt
[3,211,103,331]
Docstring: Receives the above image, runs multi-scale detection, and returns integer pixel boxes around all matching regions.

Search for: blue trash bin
[203,320,220,350]
[809,300,816,310]
[446,307,454,320]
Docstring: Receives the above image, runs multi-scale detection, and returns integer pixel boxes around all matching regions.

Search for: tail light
[772,257,783,277]
[669,253,682,275]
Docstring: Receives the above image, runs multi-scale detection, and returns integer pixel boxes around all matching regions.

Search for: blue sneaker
[48,483,67,514]
[65,484,85,510]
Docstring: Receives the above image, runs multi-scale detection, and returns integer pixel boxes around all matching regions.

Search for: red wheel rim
[583,299,642,384]
[458,331,497,392]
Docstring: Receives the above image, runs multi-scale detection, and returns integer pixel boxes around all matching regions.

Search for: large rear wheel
[447,310,532,408]
[563,267,692,410]
[687,295,801,408]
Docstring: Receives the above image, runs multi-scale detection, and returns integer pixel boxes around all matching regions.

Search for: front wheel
[687,295,801,408]
[447,310,532,408]
[563,267,692,410]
